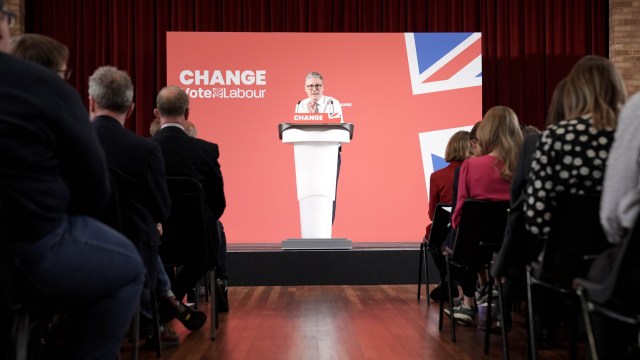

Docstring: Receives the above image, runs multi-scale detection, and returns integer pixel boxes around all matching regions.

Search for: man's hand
[307,102,318,113]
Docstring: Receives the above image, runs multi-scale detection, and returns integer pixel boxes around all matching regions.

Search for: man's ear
[88,97,97,117]
[184,107,190,120]
[125,102,135,119]
[153,108,160,119]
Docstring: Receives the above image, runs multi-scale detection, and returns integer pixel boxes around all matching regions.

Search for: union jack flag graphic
[405,32,482,94]
[408,33,482,197]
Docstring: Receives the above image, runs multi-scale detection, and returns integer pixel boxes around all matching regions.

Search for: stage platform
[227,242,441,286]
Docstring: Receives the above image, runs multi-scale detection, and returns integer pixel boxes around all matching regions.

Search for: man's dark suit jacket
[0,52,109,244]
[150,126,226,220]
[93,115,171,249]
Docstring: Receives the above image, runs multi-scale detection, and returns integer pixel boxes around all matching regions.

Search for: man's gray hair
[88,66,134,114]
[305,72,323,82]
[156,86,189,117]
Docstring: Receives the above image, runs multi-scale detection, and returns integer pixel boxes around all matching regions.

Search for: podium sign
[279,123,354,250]
[291,113,342,124]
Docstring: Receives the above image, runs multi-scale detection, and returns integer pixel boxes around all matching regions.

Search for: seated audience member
[88,66,205,347]
[423,130,470,301]
[490,79,566,332]
[150,86,229,310]
[10,33,72,80]
[0,5,145,359]
[524,55,626,282]
[523,55,627,346]
[150,118,197,137]
[444,106,523,325]
[585,92,640,359]
[600,93,640,245]
[434,122,480,302]
[150,110,227,310]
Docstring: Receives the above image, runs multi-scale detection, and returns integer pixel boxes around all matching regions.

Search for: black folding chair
[439,199,509,356]
[160,177,218,340]
[417,203,451,305]
[574,214,640,360]
[526,194,611,360]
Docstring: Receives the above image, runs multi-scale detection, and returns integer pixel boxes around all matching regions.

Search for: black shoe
[430,283,460,301]
[176,303,207,331]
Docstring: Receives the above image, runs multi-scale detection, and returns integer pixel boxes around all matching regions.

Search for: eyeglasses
[306,84,323,90]
[0,9,16,29]
[58,68,73,80]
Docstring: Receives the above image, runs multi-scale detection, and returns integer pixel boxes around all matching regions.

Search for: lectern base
[282,238,352,250]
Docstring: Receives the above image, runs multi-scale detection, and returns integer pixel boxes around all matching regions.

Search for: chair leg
[438,280,445,331]
[13,308,30,360]
[568,297,579,360]
[204,275,210,304]
[425,249,431,307]
[130,306,140,360]
[497,280,510,360]
[526,269,538,360]
[577,288,599,360]
[484,277,493,355]
[445,255,456,342]
[417,242,424,300]
[149,289,162,358]
[209,269,217,340]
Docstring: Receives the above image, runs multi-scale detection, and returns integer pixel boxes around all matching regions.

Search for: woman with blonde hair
[525,55,626,239]
[523,55,626,348]
[444,106,523,324]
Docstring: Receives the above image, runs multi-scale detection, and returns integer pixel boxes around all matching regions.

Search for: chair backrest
[426,203,452,252]
[96,174,124,233]
[160,177,211,267]
[582,212,640,307]
[451,199,510,268]
[533,193,611,288]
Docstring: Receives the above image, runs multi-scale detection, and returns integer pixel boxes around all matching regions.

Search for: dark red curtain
[25,0,607,135]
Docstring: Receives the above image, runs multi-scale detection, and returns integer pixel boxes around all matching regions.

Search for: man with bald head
[150,86,228,309]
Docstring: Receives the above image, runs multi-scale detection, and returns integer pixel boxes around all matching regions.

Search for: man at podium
[295,71,344,223]
[295,71,344,122]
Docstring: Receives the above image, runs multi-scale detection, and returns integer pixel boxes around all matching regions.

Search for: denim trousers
[15,215,145,360]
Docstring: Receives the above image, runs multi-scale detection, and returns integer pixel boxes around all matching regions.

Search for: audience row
[2,9,227,358]
[423,54,638,358]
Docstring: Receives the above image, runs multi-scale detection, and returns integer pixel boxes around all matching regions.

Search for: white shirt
[295,95,344,123]
[600,93,640,244]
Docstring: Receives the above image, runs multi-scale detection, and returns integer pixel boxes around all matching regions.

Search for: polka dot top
[524,116,615,236]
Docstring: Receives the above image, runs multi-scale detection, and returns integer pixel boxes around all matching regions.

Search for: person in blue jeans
[0,4,145,358]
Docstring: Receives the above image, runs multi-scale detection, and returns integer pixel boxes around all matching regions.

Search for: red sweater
[428,161,462,219]
[424,161,461,239]
[451,155,511,229]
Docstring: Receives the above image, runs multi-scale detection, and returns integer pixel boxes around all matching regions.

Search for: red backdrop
[24,0,608,242]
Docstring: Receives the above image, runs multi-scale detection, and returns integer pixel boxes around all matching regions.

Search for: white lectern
[278,123,354,250]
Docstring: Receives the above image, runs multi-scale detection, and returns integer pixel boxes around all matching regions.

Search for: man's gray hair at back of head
[88,66,134,114]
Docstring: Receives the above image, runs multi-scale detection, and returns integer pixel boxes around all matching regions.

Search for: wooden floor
[122,285,584,360]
